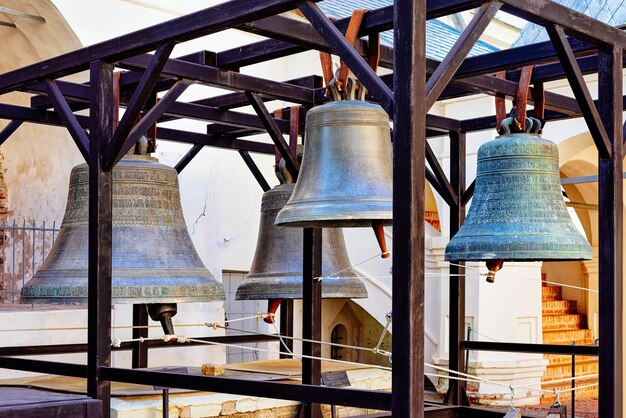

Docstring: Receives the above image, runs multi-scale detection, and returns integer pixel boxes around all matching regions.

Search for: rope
[469,328,499,342]
[211,323,392,357]
[269,316,299,359]
[0,323,220,333]
[425,257,598,293]
[318,252,389,280]
[184,337,393,372]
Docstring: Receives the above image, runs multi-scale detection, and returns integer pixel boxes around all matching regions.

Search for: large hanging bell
[445,127,592,280]
[275,100,392,229]
[236,183,367,320]
[20,155,225,332]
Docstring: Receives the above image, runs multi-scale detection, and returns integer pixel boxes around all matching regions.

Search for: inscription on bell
[445,133,592,262]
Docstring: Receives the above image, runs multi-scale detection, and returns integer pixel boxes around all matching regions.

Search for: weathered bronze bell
[236,183,367,320]
[445,129,592,279]
[275,100,392,229]
[20,155,225,332]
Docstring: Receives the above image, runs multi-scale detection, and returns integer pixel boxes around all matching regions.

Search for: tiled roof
[317,0,499,61]
[513,0,626,46]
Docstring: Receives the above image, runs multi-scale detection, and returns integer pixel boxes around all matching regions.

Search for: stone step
[542,314,585,331]
[544,354,598,366]
[542,285,562,301]
[543,329,592,345]
[544,361,598,381]
[542,300,577,315]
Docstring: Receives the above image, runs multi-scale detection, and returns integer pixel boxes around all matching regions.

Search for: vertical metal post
[280,299,294,358]
[446,131,467,406]
[571,349,575,418]
[88,60,115,417]
[392,0,426,416]
[132,304,149,368]
[597,45,623,418]
[302,227,322,418]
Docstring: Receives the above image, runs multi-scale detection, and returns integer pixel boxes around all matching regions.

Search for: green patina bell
[445,117,592,281]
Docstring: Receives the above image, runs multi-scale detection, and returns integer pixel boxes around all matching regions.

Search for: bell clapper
[372,220,390,258]
[147,303,178,337]
[485,260,504,283]
[264,299,282,324]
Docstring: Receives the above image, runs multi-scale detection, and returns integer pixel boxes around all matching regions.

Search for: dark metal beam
[298,1,393,115]
[175,144,204,174]
[597,44,623,418]
[108,78,192,168]
[100,367,392,411]
[43,79,90,161]
[462,341,599,356]
[87,60,114,416]
[0,0,318,94]
[392,0,426,416]
[105,43,175,170]
[547,24,611,158]
[425,1,501,110]
[0,120,23,147]
[0,357,87,378]
[238,150,271,192]
[246,92,300,178]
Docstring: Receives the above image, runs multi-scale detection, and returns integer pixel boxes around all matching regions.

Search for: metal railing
[0,220,59,303]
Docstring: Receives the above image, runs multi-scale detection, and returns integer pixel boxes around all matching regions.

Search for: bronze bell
[20,155,225,333]
[236,183,367,321]
[274,100,393,256]
[445,118,592,281]
[275,100,392,227]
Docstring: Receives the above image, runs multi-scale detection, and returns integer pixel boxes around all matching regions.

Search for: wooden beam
[44,79,90,161]
[499,0,626,47]
[107,78,191,168]
[426,142,457,207]
[104,44,175,169]
[119,55,316,106]
[298,1,393,115]
[392,0,426,416]
[175,144,204,174]
[238,150,271,192]
[0,120,23,147]
[87,59,114,417]
[159,127,275,155]
[0,0,316,94]
[425,1,501,110]
[547,24,612,159]
[447,130,467,406]
[597,44,623,418]
[246,92,300,178]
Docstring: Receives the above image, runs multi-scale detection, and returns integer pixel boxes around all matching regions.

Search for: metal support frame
[0,0,622,416]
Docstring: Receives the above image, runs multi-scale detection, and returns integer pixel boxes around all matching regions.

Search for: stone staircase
[540,284,598,403]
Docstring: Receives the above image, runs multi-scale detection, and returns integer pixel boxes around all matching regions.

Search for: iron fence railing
[0,220,59,303]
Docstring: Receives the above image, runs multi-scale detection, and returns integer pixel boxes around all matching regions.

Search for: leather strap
[514,66,534,131]
[336,9,367,89]
[494,70,507,131]
[319,9,368,96]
